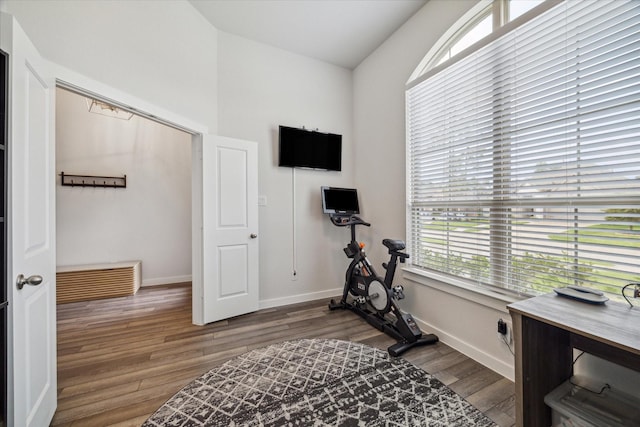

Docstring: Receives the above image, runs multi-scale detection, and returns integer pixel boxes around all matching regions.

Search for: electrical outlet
[497,319,507,334]
[497,318,512,345]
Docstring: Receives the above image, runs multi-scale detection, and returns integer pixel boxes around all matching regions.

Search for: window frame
[408,0,561,90]
[405,0,640,301]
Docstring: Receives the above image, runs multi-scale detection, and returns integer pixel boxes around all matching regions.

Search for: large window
[406,0,640,299]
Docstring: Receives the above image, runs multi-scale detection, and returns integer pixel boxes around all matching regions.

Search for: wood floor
[53,283,515,426]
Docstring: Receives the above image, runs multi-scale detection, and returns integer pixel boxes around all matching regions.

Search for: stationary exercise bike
[327,213,438,356]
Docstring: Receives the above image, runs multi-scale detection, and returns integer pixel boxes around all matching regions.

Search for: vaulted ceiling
[188,0,428,69]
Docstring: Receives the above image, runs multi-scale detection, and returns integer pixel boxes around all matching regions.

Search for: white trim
[407,0,561,89]
[402,267,523,313]
[407,0,492,84]
[142,275,192,287]
[49,61,208,135]
[47,60,210,325]
[411,310,515,381]
[258,278,516,379]
[191,135,204,325]
[402,267,517,380]
[259,287,342,310]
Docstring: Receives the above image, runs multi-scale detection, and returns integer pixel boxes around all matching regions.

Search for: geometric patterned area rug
[143,338,497,426]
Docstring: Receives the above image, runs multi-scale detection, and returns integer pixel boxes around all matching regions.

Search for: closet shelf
[60,172,127,188]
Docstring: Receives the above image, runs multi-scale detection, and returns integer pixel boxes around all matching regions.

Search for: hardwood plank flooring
[53,283,515,426]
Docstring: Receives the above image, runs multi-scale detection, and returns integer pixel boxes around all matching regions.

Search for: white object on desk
[554,287,609,304]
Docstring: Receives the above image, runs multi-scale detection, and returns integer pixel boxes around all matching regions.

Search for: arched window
[411,0,544,81]
[406,0,640,300]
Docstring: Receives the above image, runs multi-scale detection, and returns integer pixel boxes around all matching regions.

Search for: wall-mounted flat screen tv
[278,125,342,171]
[321,186,360,215]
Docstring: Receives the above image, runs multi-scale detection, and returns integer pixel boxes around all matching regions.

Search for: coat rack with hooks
[60,172,127,188]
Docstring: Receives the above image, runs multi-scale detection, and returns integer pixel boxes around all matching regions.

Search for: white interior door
[1,14,57,426]
[200,135,259,324]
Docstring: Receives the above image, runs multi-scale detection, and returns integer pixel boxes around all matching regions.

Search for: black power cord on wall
[621,283,640,308]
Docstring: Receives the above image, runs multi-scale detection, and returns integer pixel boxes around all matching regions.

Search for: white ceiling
[188,0,428,69]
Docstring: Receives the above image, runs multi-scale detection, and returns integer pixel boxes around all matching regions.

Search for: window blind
[407,0,640,298]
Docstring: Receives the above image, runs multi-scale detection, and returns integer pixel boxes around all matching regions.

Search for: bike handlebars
[330,214,371,227]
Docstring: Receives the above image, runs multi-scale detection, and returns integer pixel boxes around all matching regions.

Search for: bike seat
[383,239,406,252]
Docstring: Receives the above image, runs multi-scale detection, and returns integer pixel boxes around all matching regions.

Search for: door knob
[16,274,43,290]
[250,233,258,239]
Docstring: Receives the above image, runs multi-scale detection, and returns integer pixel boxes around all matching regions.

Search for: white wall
[2,0,514,379]
[0,0,216,284]
[352,0,640,388]
[352,0,518,379]
[1,0,354,304]
[3,0,514,377]
[217,32,354,306]
[56,88,192,285]
[0,0,218,132]
[353,0,477,263]
[5,0,636,391]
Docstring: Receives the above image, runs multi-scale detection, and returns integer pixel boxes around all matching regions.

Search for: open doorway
[55,87,193,301]
[52,79,258,327]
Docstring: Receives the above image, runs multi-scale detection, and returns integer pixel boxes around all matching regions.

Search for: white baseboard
[412,313,515,381]
[142,275,192,287]
[259,287,342,310]
[238,285,515,381]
